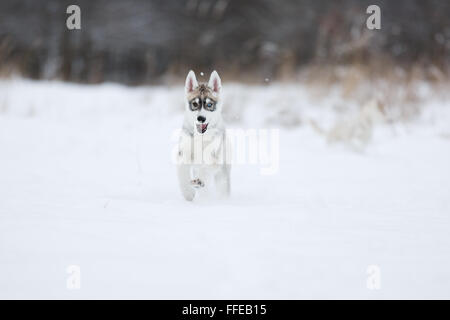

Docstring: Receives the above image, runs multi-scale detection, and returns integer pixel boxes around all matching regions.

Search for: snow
[0,79,449,299]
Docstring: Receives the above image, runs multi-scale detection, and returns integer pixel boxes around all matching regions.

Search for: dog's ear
[208,70,221,94]
[185,70,198,94]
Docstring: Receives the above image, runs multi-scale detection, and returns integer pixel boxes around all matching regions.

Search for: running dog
[176,70,231,201]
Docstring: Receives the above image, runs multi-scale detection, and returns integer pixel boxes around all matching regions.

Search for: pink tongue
[201,124,207,130]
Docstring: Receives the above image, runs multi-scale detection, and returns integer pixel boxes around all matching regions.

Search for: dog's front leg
[190,166,205,189]
[177,132,197,201]
[177,164,195,201]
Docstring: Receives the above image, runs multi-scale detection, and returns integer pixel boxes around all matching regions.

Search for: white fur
[177,70,231,201]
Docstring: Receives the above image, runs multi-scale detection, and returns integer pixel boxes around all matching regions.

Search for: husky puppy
[177,70,230,201]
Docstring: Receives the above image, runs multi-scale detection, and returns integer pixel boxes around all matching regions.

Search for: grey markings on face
[188,84,217,112]
[204,98,216,111]
[189,97,201,111]
[189,98,216,111]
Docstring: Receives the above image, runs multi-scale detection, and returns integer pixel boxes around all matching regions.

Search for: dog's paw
[190,179,205,188]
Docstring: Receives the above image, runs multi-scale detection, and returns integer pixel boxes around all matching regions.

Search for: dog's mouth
[196,123,208,134]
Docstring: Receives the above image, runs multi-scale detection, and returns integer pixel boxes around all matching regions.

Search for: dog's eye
[206,102,215,111]
[190,101,199,110]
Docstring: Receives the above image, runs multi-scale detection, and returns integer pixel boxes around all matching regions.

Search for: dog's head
[184,70,222,134]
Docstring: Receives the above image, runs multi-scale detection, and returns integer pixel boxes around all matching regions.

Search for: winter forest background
[0,0,449,84]
[0,0,450,299]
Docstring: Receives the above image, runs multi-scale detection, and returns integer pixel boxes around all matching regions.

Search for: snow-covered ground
[0,79,449,299]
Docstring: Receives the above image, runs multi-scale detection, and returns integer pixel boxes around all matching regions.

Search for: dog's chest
[178,130,225,165]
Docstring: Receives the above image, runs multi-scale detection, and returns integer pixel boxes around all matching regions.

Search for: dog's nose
[197,116,206,123]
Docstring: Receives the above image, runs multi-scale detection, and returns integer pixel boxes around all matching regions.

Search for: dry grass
[301,58,449,123]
